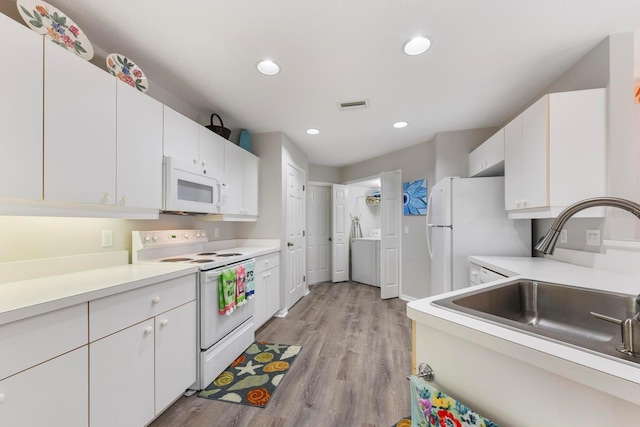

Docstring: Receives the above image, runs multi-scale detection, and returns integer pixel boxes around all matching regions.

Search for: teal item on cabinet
[239,129,252,153]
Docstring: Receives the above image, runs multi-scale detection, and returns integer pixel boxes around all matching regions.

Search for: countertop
[0,243,280,327]
[407,255,640,405]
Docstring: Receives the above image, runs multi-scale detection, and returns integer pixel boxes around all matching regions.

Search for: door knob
[329,237,332,242]
[287,242,294,247]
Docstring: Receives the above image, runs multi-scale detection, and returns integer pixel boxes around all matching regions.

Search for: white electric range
[132,229,255,391]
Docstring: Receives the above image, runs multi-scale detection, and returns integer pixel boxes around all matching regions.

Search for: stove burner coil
[160,258,193,262]
[215,253,244,257]
[191,259,214,263]
[197,252,218,256]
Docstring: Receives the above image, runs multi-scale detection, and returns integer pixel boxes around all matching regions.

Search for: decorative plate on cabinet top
[16,0,94,60]
[106,53,149,93]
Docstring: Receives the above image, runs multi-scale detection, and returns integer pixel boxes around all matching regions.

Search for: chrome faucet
[534,197,640,255]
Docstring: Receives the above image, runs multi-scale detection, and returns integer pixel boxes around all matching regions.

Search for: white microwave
[163,156,227,214]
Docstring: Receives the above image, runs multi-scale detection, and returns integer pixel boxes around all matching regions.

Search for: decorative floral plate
[17,0,94,60]
[106,53,149,93]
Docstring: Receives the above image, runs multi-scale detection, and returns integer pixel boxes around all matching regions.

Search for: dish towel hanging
[409,376,499,427]
[236,264,246,306]
[245,260,255,299]
[219,268,236,315]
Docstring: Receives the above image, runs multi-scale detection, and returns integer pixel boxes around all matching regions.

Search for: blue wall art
[403,179,427,216]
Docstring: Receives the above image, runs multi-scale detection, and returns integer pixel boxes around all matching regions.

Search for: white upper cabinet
[469,128,504,177]
[504,88,606,218]
[0,14,43,200]
[163,106,225,178]
[223,141,259,217]
[163,105,199,164]
[198,125,225,178]
[44,42,117,205]
[116,80,163,209]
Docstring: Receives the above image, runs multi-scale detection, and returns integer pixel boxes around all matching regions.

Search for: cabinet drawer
[254,252,280,274]
[0,303,87,380]
[90,274,196,341]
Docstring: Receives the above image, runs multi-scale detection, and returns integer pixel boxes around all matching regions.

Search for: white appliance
[426,177,531,295]
[351,237,380,287]
[132,230,254,391]
[163,156,227,214]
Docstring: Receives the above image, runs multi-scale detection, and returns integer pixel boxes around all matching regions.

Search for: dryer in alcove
[351,229,381,287]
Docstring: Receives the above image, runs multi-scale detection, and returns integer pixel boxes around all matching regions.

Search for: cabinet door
[0,347,88,427]
[90,319,155,427]
[520,95,548,209]
[163,106,199,164]
[198,126,225,177]
[44,42,116,205]
[503,116,522,211]
[155,301,197,414]
[254,272,267,328]
[116,80,163,209]
[243,152,259,215]
[224,140,244,214]
[0,14,43,200]
[265,267,280,319]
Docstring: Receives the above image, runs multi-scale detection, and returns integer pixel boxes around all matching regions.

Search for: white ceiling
[7,0,640,167]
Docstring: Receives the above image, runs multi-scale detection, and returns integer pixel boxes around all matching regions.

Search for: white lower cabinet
[89,274,197,426]
[254,252,281,329]
[155,301,197,414]
[0,347,88,427]
[90,319,155,427]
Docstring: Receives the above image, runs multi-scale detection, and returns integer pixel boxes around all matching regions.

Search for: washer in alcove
[351,237,380,287]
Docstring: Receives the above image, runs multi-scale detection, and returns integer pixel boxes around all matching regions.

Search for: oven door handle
[204,271,223,282]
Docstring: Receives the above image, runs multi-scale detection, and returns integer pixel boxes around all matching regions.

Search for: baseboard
[274,309,288,318]
[400,293,417,302]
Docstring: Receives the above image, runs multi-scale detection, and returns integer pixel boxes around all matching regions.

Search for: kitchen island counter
[407,253,640,426]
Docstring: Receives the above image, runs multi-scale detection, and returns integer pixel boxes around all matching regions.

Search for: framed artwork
[403,179,427,215]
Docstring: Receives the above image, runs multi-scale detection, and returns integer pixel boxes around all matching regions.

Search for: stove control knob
[183,233,189,239]
[143,235,151,242]
[152,235,158,242]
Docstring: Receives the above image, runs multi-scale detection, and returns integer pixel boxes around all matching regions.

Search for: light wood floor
[150,281,412,427]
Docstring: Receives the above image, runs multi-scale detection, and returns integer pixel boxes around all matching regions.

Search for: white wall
[434,128,497,183]
[309,164,341,184]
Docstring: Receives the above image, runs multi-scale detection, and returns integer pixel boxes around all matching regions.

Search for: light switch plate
[101,230,113,248]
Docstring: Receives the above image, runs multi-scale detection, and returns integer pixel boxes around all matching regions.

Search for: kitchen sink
[432,279,640,365]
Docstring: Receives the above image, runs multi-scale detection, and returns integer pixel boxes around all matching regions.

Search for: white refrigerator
[426,176,531,295]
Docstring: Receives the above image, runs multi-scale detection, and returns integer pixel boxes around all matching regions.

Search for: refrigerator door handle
[426,191,434,259]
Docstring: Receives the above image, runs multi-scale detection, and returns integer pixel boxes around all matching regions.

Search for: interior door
[331,184,349,282]
[380,170,402,299]
[307,185,331,284]
[286,162,306,310]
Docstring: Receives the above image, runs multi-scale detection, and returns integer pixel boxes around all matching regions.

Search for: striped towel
[245,260,255,299]
[236,264,246,306]
[410,376,498,427]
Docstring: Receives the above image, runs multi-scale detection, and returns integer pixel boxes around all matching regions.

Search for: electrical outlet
[586,229,601,246]
[101,230,113,248]
[560,229,568,244]
[214,228,220,238]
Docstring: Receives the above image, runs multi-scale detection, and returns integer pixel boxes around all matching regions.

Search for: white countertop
[407,255,640,405]
[0,264,198,326]
[0,243,280,327]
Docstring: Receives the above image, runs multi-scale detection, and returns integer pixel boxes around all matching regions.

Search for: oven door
[163,156,224,214]
[200,266,255,350]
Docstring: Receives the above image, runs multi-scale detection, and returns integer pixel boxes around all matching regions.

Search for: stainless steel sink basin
[432,279,640,365]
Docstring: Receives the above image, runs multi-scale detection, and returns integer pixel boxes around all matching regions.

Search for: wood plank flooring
[150,281,412,427]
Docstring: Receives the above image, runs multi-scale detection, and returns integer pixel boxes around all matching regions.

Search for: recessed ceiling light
[257,60,280,75]
[393,121,408,129]
[306,128,320,135]
[403,36,431,55]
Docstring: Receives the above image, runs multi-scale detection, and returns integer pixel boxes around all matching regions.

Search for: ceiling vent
[338,99,369,111]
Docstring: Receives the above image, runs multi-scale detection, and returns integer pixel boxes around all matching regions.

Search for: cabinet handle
[121,195,128,205]
[160,319,169,327]
[144,326,154,334]
[103,192,111,202]
[152,296,161,305]
[0,393,5,403]
[265,260,270,264]
[267,272,272,277]
[193,158,198,165]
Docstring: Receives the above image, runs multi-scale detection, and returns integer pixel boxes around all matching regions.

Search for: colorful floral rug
[198,342,302,408]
